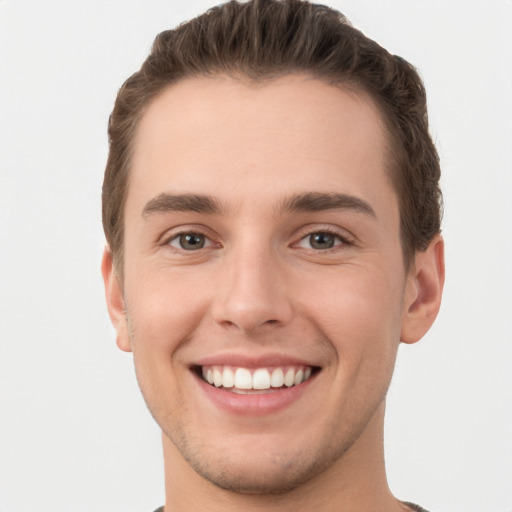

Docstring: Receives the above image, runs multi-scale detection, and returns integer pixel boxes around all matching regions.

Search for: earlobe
[101,247,132,353]
[401,235,445,344]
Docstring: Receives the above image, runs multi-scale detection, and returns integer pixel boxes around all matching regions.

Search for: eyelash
[165,231,217,251]
[293,227,353,252]
[163,227,353,253]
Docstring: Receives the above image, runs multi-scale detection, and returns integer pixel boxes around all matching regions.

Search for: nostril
[218,319,240,330]
[215,313,282,334]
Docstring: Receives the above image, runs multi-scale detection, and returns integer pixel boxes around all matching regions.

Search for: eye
[296,231,345,250]
[168,232,212,251]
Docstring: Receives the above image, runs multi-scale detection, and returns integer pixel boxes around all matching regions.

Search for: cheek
[123,265,212,353]
[122,267,212,418]
[295,264,405,359]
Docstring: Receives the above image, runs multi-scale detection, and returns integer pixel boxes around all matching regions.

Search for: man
[101,1,444,511]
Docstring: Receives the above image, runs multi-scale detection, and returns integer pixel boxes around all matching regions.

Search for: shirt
[152,502,430,511]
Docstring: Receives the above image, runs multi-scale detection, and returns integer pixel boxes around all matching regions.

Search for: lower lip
[193,371,317,415]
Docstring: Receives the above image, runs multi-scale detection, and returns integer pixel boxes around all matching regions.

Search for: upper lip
[193,352,320,369]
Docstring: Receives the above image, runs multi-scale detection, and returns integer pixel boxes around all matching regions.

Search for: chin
[188,454,327,495]
[167,424,357,496]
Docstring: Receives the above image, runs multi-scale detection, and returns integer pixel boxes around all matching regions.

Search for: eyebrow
[280,192,376,217]
[141,191,376,218]
[142,193,224,217]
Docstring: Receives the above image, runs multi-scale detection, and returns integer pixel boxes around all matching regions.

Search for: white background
[0,1,511,511]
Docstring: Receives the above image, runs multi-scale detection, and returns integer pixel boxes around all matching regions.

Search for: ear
[401,234,445,344]
[101,247,132,352]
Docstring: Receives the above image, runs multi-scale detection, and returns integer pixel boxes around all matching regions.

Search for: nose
[211,244,293,335]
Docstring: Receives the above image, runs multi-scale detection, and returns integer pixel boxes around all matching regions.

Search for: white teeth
[213,368,223,387]
[284,368,295,387]
[270,368,284,387]
[294,369,304,385]
[201,365,314,390]
[222,367,234,388]
[234,368,252,389]
[253,368,271,390]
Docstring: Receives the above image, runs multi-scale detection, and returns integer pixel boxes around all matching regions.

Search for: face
[103,75,438,494]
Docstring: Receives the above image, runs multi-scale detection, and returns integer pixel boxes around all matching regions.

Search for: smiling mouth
[195,365,319,394]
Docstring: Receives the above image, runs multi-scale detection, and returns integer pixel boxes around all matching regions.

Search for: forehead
[128,74,396,217]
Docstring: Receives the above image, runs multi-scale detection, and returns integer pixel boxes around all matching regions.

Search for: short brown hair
[102,0,442,272]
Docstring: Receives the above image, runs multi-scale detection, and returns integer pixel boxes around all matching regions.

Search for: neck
[162,403,404,512]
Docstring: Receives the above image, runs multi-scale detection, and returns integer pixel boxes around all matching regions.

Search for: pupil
[180,233,205,250]
[310,233,334,249]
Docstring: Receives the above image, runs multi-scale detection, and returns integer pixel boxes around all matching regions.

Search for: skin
[102,75,444,512]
